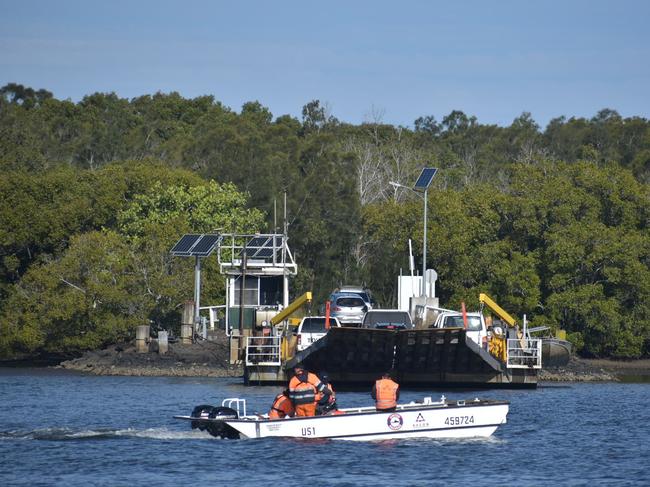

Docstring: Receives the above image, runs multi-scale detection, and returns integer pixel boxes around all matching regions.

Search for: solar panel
[247,236,269,248]
[255,247,275,258]
[414,167,438,191]
[191,234,222,257]
[171,233,222,257]
[170,234,202,256]
[241,235,283,259]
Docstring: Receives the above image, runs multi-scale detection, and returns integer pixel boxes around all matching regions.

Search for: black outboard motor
[190,404,214,431]
[206,406,240,439]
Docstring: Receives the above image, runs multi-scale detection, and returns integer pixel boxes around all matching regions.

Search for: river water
[1,369,649,486]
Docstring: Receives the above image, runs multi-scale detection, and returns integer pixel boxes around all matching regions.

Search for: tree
[0,179,265,358]
[0,83,53,109]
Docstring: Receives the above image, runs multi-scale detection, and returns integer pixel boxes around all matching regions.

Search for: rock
[57,330,243,378]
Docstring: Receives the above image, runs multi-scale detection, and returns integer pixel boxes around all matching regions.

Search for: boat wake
[0,427,216,441]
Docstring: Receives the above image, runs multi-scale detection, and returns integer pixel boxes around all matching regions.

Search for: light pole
[389,167,437,297]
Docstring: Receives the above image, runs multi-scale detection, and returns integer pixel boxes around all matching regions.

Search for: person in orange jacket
[268,389,295,419]
[371,371,400,412]
[288,365,330,417]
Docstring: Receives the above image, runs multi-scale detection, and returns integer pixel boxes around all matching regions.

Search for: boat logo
[387,413,403,430]
[413,412,429,428]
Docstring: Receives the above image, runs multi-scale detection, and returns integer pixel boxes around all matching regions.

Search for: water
[1,369,649,486]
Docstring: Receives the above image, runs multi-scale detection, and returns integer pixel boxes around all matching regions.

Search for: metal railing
[506,338,542,369]
[245,336,282,366]
[199,305,226,331]
[218,233,297,275]
[222,398,247,417]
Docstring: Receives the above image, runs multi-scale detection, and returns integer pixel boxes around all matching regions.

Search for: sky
[1,0,649,128]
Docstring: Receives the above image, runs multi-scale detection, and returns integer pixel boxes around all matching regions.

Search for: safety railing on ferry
[506,338,542,369]
[245,336,282,366]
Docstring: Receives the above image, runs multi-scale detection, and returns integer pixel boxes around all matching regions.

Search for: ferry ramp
[285,327,537,388]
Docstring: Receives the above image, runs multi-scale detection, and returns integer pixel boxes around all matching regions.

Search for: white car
[429,311,488,348]
[296,316,341,351]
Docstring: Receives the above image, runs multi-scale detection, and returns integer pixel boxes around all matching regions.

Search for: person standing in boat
[268,389,295,419]
[372,372,400,412]
[288,365,330,417]
[316,371,338,415]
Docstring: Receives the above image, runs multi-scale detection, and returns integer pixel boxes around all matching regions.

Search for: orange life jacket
[289,372,323,406]
[374,378,399,410]
[269,393,294,419]
[289,371,324,417]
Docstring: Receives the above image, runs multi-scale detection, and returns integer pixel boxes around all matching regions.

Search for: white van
[296,316,341,351]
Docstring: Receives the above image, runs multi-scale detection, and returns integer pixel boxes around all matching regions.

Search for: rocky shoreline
[50,338,650,382]
[58,339,243,378]
[540,358,650,382]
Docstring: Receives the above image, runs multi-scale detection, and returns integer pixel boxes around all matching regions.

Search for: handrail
[245,336,282,366]
[199,305,226,330]
[222,398,247,417]
[506,338,542,369]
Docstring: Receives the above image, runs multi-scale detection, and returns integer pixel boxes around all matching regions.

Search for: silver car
[329,293,368,326]
[332,286,377,310]
[330,286,377,309]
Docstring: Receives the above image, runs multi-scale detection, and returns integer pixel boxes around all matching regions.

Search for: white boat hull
[176,398,508,441]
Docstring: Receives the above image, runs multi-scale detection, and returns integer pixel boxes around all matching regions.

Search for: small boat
[174,396,509,441]
[542,337,573,367]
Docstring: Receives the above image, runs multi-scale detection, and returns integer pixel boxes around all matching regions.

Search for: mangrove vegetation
[0,83,648,359]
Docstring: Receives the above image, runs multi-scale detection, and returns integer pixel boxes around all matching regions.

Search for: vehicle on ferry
[328,293,368,326]
[362,310,413,330]
[295,316,341,351]
[334,285,377,310]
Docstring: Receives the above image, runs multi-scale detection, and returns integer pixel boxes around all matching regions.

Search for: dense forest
[0,83,648,360]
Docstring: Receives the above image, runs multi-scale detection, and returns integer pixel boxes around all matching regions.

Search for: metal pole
[239,250,247,334]
[283,191,289,308]
[422,188,427,297]
[194,256,201,342]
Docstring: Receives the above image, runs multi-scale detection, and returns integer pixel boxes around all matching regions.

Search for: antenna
[283,191,287,237]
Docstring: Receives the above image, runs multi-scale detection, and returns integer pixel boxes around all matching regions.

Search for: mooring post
[135,325,150,353]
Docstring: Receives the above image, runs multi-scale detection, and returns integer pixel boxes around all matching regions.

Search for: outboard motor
[190,404,214,431]
[206,406,240,439]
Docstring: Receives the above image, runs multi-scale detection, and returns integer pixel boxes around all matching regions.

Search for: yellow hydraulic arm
[479,293,517,327]
[270,292,312,326]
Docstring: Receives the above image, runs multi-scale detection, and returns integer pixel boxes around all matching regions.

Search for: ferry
[174,396,509,441]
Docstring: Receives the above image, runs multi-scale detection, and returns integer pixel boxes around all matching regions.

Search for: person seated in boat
[372,371,400,412]
[288,365,331,417]
[316,371,339,415]
[268,389,295,419]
